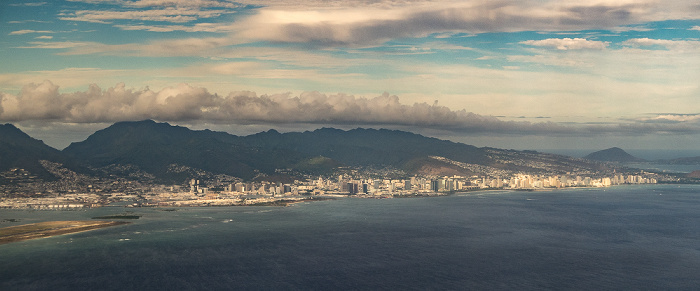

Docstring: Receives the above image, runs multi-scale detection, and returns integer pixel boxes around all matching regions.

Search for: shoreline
[0,220,130,245]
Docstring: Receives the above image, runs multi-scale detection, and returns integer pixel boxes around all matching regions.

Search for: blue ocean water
[2,185,700,290]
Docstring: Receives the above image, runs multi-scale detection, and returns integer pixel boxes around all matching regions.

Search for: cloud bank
[2,81,700,136]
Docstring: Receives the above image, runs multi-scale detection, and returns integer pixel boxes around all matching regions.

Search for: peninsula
[0,220,130,245]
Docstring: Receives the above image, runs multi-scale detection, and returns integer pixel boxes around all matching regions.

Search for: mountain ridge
[3,120,616,184]
[0,123,87,180]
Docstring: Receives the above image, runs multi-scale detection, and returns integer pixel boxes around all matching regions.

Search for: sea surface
[2,185,700,290]
[622,163,699,174]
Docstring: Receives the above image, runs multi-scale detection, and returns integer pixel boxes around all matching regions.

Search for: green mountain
[0,124,84,180]
[583,147,646,163]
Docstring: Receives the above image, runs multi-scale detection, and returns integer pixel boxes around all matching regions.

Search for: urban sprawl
[1,167,660,209]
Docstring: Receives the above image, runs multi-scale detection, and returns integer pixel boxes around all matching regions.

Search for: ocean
[2,185,700,290]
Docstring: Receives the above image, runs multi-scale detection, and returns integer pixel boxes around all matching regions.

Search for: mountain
[63,121,495,182]
[63,120,309,182]
[663,156,700,165]
[240,127,490,167]
[0,124,84,180]
[583,147,646,163]
[60,120,611,182]
[687,170,700,179]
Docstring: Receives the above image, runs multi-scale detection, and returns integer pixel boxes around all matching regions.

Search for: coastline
[0,220,130,245]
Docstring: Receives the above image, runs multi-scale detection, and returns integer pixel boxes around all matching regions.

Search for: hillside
[664,156,700,165]
[0,124,85,180]
[62,120,315,182]
[583,147,646,163]
[240,127,490,167]
[59,120,612,182]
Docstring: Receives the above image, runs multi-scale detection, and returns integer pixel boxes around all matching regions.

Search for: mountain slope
[60,120,613,182]
[62,120,312,182]
[664,156,700,165]
[0,124,83,180]
[241,127,490,167]
[583,147,645,163]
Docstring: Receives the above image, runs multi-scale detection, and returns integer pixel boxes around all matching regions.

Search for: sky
[1,0,700,152]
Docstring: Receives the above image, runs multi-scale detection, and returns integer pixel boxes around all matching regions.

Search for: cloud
[66,0,239,9]
[9,2,47,6]
[16,41,100,49]
[226,1,700,47]
[60,7,231,23]
[9,30,54,35]
[622,38,700,52]
[35,36,54,39]
[520,38,609,50]
[123,0,240,9]
[691,26,700,31]
[114,23,235,32]
[2,81,700,136]
[0,80,565,134]
[644,114,700,123]
[50,0,700,47]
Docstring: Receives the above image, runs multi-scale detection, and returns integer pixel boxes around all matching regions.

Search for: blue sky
[1,0,700,151]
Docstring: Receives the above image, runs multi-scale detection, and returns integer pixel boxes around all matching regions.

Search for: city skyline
[1,0,700,150]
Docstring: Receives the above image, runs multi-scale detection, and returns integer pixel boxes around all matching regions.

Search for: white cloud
[622,38,700,52]
[520,38,609,50]
[60,7,231,23]
[508,54,588,67]
[114,22,235,32]
[9,29,54,35]
[691,26,700,31]
[16,41,99,49]
[35,36,54,39]
[66,0,239,8]
[649,114,700,122]
[58,37,236,56]
[124,0,240,9]
[9,2,47,6]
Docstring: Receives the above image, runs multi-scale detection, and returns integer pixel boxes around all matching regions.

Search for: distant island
[583,147,646,163]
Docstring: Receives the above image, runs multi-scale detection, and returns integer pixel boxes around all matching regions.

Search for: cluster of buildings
[0,167,661,209]
[181,172,658,198]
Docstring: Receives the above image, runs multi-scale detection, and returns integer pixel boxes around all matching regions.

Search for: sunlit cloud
[15,41,100,49]
[8,2,47,6]
[9,29,54,35]
[60,7,232,23]
[2,81,700,137]
[520,38,609,50]
[114,23,235,32]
